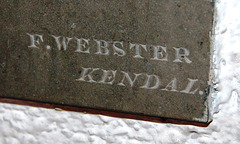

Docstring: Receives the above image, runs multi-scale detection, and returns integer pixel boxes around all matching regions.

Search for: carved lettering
[173,47,192,64]
[52,35,72,51]
[181,78,199,94]
[130,43,147,59]
[27,33,44,49]
[162,77,178,92]
[27,33,194,63]
[75,37,90,53]
[76,67,99,83]
[98,69,117,85]
[151,45,168,61]
[73,67,199,94]
[26,33,202,95]
[113,41,126,57]
[118,72,142,87]
[94,39,110,55]
[140,74,160,90]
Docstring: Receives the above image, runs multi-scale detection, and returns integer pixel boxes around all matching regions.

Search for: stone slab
[0,0,214,123]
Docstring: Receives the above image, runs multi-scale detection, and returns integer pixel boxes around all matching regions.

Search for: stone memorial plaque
[0,0,214,123]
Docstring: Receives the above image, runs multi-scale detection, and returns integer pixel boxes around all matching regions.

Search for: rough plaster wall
[1,0,240,143]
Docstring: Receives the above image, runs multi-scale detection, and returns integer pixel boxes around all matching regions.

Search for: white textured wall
[1,0,240,143]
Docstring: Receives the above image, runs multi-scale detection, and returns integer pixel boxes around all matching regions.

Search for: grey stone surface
[0,0,214,122]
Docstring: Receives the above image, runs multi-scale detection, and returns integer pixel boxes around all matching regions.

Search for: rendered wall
[0,0,240,143]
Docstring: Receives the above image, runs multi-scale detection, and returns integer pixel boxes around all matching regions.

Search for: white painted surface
[1,0,240,143]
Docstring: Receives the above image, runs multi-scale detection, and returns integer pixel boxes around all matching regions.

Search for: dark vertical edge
[208,0,217,123]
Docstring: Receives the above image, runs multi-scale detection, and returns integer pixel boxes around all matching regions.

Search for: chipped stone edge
[194,0,217,123]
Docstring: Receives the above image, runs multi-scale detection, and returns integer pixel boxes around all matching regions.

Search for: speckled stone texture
[0,0,240,143]
[0,0,214,122]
